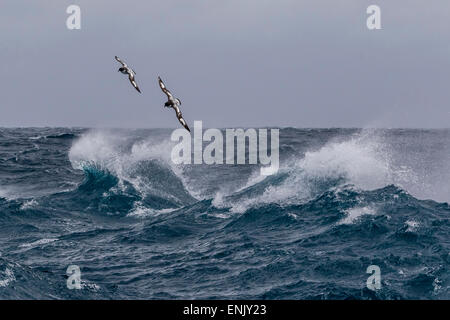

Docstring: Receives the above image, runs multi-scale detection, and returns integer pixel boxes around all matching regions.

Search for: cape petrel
[158,76,190,132]
[115,56,141,93]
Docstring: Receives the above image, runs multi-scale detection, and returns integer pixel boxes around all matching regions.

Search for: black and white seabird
[158,76,190,132]
[115,56,141,93]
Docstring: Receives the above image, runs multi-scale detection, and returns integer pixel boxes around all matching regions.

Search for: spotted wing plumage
[158,76,174,101]
[129,75,141,93]
[158,77,190,132]
[116,56,140,93]
[115,56,127,67]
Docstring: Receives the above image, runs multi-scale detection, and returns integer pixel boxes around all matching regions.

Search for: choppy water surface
[0,128,448,299]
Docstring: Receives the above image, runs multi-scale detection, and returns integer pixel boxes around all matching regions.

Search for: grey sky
[1,0,449,128]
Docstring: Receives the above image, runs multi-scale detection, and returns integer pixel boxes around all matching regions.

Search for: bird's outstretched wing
[178,116,190,132]
[129,75,141,93]
[115,56,127,67]
[158,76,174,100]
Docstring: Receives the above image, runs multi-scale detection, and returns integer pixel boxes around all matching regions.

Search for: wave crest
[213,131,418,213]
[68,130,196,214]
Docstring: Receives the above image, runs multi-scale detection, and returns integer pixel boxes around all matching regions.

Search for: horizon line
[0,126,449,130]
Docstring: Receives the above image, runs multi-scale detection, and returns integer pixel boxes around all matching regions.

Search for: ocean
[0,127,448,299]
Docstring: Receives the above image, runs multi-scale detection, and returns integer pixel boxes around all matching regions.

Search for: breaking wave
[0,127,448,299]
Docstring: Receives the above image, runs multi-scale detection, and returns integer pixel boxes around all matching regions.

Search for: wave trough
[0,127,448,299]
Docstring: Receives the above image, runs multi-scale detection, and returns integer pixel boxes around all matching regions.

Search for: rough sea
[0,127,448,299]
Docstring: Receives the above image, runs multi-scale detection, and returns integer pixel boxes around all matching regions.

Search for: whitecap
[0,266,16,288]
[338,206,377,225]
[19,238,58,249]
[405,219,420,232]
[20,199,38,210]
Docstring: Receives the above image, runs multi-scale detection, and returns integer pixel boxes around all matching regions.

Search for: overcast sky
[1,0,449,128]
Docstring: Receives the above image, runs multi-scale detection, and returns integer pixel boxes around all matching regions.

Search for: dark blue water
[0,128,448,299]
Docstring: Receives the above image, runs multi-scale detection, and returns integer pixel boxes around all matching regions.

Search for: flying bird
[158,76,190,132]
[115,56,141,93]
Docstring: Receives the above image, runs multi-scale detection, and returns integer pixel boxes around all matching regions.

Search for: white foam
[217,130,420,213]
[68,129,446,216]
[19,238,58,249]
[69,129,197,204]
[405,219,420,232]
[20,199,38,210]
[338,206,377,225]
[127,201,176,218]
[208,213,232,219]
[80,280,101,291]
[212,191,226,208]
[69,129,124,173]
[0,266,16,288]
[298,136,392,190]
